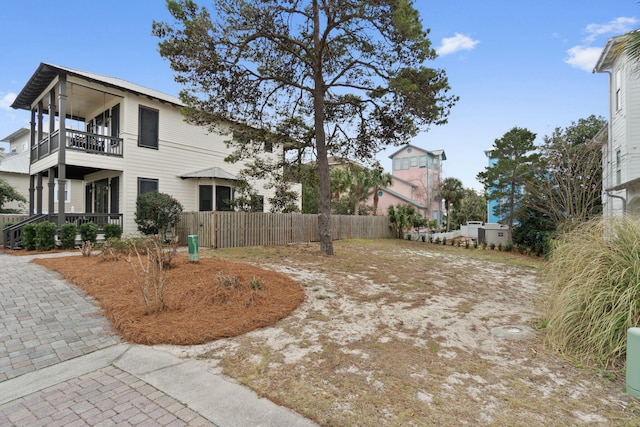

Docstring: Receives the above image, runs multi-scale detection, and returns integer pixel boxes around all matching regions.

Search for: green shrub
[35,221,57,251]
[442,237,447,245]
[465,240,470,249]
[59,223,77,249]
[473,241,478,249]
[498,243,503,251]
[80,222,98,244]
[104,223,122,240]
[434,237,440,244]
[489,243,495,250]
[135,191,183,240]
[22,223,37,250]
[504,242,513,252]
[545,216,640,369]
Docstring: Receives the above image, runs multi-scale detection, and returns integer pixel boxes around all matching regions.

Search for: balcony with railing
[31,129,123,163]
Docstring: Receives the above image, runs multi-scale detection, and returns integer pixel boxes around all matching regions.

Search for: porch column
[48,90,56,138]
[36,101,43,148]
[29,175,35,216]
[36,173,43,215]
[48,167,55,216]
[57,74,67,228]
[30,109,35,163]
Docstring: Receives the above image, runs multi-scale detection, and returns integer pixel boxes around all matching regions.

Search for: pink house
[367,144,445,225]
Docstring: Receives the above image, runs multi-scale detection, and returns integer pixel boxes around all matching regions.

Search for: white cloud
[0,92,17,110]
[584,16,639,42]
[437,33,479,56]
[564,45,603,72]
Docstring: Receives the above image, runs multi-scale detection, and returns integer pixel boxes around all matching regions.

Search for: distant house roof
[387,144,446,160]
[1,128,30,143]
[593,34,627,73]
[179,166,238,180]
[11,63,182,111]
[377,187,427,209]
[0,151,29,174]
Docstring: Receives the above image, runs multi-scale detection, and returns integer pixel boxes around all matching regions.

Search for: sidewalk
[0,251,318,426]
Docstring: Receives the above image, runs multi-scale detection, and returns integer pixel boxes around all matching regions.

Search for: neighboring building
[483,149,502,223]
[9,62,299,235]
[594,34,640,216]
[1,128,83,213]
[366,144,445,224]
[477,223,511,246]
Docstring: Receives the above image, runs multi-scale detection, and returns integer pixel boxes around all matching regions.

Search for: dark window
[138,177,159,195]
[264,142,273,153]
[111,104,120,138]
[216,185,232,211]
[253,195,264,212]
[199,185,213,211]
[138,106,159,149]
[110,177,120,214]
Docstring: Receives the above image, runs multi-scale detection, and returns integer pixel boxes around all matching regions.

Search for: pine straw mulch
[31,253,305,346]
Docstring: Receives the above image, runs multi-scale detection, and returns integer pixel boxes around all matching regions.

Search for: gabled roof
[377,187,427,209]
[1,128,30,143]
[387,144,446,160]
[594,34,628,73]
[11,63,182,111]
[179,166,238,180]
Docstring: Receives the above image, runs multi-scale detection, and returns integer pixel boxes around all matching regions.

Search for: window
[401,157,409,170]
[138,177,159,194]
[199,185,213,211]
[22,142,28,152]
[615,69,622,111]
[410,156,418,167]
[264,142,273,153]
[616,149,622,185]
[138,106,159,149]
[418,156,427,168]
[393,158,401,171]
[54,179,70,203]
[498,232,504,237]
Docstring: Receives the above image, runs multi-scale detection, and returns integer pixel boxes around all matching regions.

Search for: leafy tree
[135,192,184,240]
[330,163,393,215]
[369,166,393,215]
[440,177,463,231]
[477,127,539,229]
[153,0,457,255]
[387,204,419,239]
[269,180,300,213]
[0,178,27,213]
[452,188,486,226]
[523,115,605,231]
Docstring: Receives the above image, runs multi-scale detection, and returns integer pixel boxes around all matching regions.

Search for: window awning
[179,167,238,181]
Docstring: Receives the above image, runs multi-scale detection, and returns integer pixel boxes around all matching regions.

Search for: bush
[35,221,57,251]
[504,242,513,252]
[465,240,470,249]
[545,216,640,369]
[135,191,184,240]
[80,222,98,244]
[59,223,77,249]
[22,223,37,250]
[489,243,495,250]
[442,237,447,245]
[498,243,503,251]
[104,223,122,240]
[434,237,440,244]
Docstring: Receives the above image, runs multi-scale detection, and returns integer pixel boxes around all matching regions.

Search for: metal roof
[179,166,238,180]
[11,63,182,111]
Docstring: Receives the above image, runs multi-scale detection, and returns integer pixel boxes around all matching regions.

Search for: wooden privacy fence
[0,214,28,244]
[176,212,393,248]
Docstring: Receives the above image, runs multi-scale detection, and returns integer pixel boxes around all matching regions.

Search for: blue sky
[1,0,638,192]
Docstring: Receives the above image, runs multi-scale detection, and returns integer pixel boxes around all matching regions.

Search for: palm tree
[440,177,464,231]
[369,165,393,215]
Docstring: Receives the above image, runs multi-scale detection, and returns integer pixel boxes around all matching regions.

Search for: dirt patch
[22,239,640,425]
[33,254,304,345]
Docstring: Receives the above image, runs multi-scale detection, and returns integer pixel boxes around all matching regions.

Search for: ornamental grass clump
[544,215,640,369]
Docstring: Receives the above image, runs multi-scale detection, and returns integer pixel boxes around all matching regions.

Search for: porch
[31,128,123,163]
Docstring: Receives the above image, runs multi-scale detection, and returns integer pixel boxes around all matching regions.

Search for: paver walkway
[0,251,317,427]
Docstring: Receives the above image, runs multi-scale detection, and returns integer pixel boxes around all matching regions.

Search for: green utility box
[188,235,199,262]
[627,328,640,398]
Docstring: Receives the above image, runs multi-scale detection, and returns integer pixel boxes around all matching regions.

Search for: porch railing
[31,129,124,163]
[2,213,123,249]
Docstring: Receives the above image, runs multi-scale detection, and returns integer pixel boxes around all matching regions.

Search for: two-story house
[7,62,297,241]
[594,34,640,216]
[366,144,445,224]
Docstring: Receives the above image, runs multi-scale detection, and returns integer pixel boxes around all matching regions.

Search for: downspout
[606,190,627,214]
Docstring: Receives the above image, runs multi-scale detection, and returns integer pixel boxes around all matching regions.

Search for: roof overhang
[11,62,183,111]
[605,176,640,192]
[1,127,30,143]
[593,34,628,73]
[179,166,239,181]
